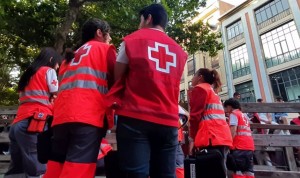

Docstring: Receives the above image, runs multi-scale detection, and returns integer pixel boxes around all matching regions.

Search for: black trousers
[50,123,106,163]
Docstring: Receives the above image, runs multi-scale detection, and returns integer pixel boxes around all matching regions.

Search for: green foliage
[0,0,224,104]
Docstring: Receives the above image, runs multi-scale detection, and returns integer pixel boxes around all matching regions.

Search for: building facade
[179,0,234,104]
[220,0,300,102]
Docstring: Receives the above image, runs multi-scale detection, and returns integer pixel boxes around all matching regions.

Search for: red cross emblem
[148,42,177,74]
[51,80,57,86]
[71,44,92,66]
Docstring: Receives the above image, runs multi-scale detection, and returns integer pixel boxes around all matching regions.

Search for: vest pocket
[27,112,52,133]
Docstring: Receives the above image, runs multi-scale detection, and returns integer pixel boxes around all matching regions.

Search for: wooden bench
[1,103,300,177]
[0,106,16,173]
[242,102,300,178]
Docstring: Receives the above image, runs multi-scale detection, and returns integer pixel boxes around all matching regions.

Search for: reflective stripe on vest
[203,103,226,121]
[20,90,50,98]
[20,98,51,105]
[19,90,51,105]
[59,80,108,94]
[237,125,251,131]
[236,132,252,136]
[206,103,224,110]
[203,114,226,121]
[62,67,106,81]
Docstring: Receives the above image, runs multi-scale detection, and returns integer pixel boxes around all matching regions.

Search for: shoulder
[39,66,52,73]
[124,29,145,40]
[87,41,110,49]
[193,84,208,93]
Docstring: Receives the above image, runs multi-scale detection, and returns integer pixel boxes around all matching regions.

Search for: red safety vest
[53,40,114,128]
[114,28,187,127]
[194,83,233,148]
[14,67,53,124]
[58,60,67,83]
[291,117,300,125]
[291,117,300,134]
[231,110,255,151]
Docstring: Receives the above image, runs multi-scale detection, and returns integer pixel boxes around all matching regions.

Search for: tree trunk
[54,0,82,54]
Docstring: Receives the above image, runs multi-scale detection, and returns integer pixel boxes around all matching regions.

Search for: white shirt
[46,69,58,93]
[116,28,165,64]
[229,114,238,126]
[258,113,269,123]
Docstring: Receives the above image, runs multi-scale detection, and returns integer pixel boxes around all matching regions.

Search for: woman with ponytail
[5,48,62,178]
[188,68,232,178]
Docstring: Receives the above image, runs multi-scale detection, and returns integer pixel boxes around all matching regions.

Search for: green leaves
[0,0,224,104]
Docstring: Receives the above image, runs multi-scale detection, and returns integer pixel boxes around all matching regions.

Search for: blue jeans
[117,116,178,178]
[5,119,45,178]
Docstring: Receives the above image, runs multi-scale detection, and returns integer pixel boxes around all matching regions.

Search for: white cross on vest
[148,42,177,74]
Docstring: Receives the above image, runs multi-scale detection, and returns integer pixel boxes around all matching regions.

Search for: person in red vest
[43,18,116,178]
[224,98,255,178]
[291,113,300,134]
[108,4,187,178]
[290,113,300,162]
[4,48,62,178]
[188,68,232,178]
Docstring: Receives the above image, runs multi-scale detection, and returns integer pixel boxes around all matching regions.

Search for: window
[227,20,243,40]
[255,0,290,25]
[187,59,195,76]
[235,82,256,103]
[270,66,300,102]
[230,45,251,79]
[180,90,185,101]
[261,21,300,68]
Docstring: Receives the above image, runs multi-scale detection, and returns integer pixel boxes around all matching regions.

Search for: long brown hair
[196,68,222,93]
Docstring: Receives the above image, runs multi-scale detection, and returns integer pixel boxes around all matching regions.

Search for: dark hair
[18,47,62,91]
[195,68,222,92]
[257,98,263,103]
[276,96,283,101]
[139,4,168,29]
[65,18,111,63]
[224,98,241,110]
[233,92,240,97]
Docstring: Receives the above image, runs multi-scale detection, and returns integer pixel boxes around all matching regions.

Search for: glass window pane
[268,42,276,57]
[275,43,283,55]
[281,41,289,53]
[261,10,267,21]
[291,31,300,48]
[239,23,243,33]
[276,2,284,13]
[282,0,290,10]
[271,4,278,15]
[286,33,296,50]
[266,7,272,18]
[263,43,271,58]
[235,25,240,36]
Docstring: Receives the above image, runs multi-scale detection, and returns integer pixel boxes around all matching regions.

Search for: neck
[149,25,164,32]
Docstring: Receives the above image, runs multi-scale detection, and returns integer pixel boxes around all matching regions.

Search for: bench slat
[254,170,300,178]
[241,103,300,113]
[251,123,300,130]
[253,134,300,147]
